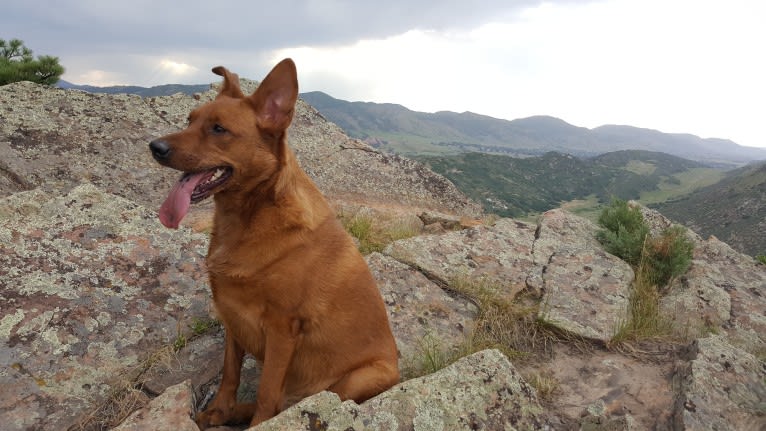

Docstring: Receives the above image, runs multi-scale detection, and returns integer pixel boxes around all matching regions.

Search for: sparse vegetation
[525,371,559,402]
[756,255,766,265]
[597,199,695,345]
[190,316,221,336]
[340,211,420,254]
[72,345,178,430]
[403,275,561,380]
[644,226,694,287]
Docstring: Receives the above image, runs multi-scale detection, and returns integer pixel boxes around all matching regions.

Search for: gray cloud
[4,1,590,57]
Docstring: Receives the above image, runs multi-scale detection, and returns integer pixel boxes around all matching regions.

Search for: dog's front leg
[196,330,245,429]
[250,317,300,426]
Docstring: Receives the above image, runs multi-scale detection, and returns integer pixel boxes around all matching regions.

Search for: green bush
[596,198,649,266]
[644,225,694,286]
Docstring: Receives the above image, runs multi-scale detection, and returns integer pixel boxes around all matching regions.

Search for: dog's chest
[212,284,268,358]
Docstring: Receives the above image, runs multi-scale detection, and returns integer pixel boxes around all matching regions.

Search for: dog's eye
[212,124,227,134]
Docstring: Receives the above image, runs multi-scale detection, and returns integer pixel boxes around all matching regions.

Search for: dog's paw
[194,407,226,430]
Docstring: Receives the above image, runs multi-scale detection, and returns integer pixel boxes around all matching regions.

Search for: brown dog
[149,59,399,428]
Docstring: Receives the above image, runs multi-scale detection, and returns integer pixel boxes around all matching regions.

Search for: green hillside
[418,150,715,218]
[302,91,766,166]
[652,161,766,256]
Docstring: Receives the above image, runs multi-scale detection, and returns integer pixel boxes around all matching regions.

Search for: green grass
[638,167,724,205]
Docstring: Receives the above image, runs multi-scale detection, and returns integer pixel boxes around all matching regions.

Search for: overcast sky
[3,0,765,148]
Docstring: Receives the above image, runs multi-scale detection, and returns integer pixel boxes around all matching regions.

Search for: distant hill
[301,91,766,167]
[57,80,210,97]
[55,83,766,166]
[652,161,766,256]
[418,150,708,217]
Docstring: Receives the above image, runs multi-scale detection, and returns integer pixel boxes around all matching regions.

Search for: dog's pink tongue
[158,172,207,229]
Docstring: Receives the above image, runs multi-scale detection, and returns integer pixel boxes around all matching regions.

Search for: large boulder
[252,349,547,431]
[385,210,634,343]
[0,183,212,430]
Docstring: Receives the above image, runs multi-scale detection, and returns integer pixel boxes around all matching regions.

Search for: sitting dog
[149,58,399,428]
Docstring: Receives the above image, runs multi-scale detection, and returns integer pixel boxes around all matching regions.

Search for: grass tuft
[340,211,420,254]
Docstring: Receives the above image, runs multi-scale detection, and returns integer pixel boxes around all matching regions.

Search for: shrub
[598,199,695,345]
[596,198,649,266]
[644,226,694,287]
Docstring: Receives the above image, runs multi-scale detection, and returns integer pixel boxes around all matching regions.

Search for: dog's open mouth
[158,166,233,229]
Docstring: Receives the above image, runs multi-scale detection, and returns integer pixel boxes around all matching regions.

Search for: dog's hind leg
[195,333,246,429]
[328,359,400,404]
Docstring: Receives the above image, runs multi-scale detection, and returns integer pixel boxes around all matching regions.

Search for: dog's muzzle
[149,139,172,162]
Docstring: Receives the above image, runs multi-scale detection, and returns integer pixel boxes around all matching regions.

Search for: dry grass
[448,275,559,362]
[71,316,220,430]
[609,247,674,347]
[524,371,559,402]
[340,211,420,254]
[71,345,179,431]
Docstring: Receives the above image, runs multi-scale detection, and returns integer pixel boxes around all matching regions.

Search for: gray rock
[535,210,633,343]
[251,349,547,431]
[111,380,197,431]
[0,80,480,218]
[385,210,634,342]
[385,218,539,300]
[366,253,477,376]
[0,183,212,430]
[673,335,766,431]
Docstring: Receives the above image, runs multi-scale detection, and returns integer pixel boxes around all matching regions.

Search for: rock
[0,183,212,430]
[0,80,481,218]
[366,253,477,376]
[251,349,547,431]
[111,380,197,431]
[385,210,634,343]
[385,218,539,300]
[657,223,766,354]
[673,335,766,431]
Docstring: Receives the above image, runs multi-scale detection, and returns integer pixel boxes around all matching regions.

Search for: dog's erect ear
[212,66,245,99]
[249,58,298,134]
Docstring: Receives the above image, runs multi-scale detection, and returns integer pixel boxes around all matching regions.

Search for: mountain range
[300,91,766,167]
[58,81,766,167]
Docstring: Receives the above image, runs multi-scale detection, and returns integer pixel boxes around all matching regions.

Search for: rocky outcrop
[674,335,766,431]
[0,182,481,430]
[0,80,480,217]
[252,349,546,431]
[111,380,197,431]
[0,184,212,430]
[2,82,764,431]
[385,210,634,344]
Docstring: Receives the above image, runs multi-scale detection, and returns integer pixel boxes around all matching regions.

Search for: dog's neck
[213,142,332,234]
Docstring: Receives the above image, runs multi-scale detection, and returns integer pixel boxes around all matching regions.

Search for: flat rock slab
[252,349,547,431]
[385,211,634,343]
[384,218,540,299]
[0,184,212,430]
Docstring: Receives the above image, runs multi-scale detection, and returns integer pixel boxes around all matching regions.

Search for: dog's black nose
[149,139,171,161]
